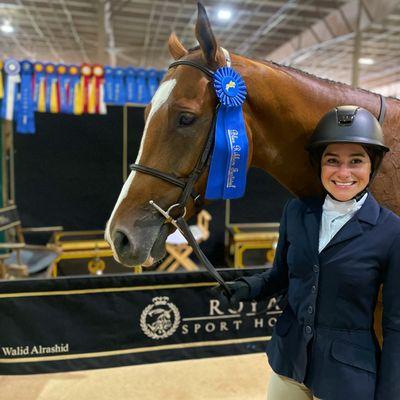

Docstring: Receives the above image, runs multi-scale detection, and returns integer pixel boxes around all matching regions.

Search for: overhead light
[1,20,14,34]
[358,57,374,65]
[217,9,232,21]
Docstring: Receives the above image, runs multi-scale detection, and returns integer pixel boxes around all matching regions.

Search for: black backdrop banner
[0,268,281,374]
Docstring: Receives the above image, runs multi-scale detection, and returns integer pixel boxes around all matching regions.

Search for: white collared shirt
[318,192,368,253]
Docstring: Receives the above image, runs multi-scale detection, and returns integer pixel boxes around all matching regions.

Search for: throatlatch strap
[378,94,386,125]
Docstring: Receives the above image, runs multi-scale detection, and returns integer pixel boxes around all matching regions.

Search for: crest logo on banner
[140,297,181,340]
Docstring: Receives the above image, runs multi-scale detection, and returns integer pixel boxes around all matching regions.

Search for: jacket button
[305,325,312,334]
[307,306,314,314]
[313,264,319,273]
[311,285,317,293]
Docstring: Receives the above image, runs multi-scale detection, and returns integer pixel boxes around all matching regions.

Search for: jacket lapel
[321,193,380,252]
[303,196,324,260]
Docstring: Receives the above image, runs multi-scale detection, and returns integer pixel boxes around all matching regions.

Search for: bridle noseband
[130,59,219,218]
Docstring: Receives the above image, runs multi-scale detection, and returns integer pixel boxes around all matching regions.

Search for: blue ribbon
[158,70,166,86]
[1,59,21,121]
[136,68,149,104]
[104,66,114,104]
[205,67,248,200]
[113,68,126,106]
[67,66,80,114]
[58,66,69,114]
[16,60,35,134]
[125,67,137,103]
[147,68,159,98]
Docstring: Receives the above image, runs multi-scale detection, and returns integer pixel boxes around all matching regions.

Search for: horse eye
[179,113,196,127]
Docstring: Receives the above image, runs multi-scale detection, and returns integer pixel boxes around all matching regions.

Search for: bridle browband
[130,59,219,217]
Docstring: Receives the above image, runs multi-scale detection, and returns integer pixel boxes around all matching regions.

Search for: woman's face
[321,143,371,201]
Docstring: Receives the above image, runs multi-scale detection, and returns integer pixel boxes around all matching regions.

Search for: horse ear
[168,32,188,60]
[195,2,219,66]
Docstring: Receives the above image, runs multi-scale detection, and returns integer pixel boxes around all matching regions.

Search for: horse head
[105,3,237,268]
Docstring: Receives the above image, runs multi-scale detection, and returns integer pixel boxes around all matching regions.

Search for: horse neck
[235,55,383,197]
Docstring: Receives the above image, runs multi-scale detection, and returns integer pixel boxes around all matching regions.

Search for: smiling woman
[222,105,400,399]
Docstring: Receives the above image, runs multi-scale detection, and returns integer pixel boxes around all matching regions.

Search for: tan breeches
[267,370,321,400]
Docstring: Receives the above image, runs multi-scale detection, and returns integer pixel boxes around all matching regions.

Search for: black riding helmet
[306,105,389,199]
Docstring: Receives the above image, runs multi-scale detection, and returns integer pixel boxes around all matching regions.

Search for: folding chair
[0,204,63,279]
[157,210,212,272]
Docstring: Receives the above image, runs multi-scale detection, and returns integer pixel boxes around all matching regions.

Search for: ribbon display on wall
[0,57,166,134]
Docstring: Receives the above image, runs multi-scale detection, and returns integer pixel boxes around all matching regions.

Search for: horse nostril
[113,230,133,259]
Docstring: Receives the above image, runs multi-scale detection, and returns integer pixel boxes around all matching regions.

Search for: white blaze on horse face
[135,79,177,164]
[105,79,177,251]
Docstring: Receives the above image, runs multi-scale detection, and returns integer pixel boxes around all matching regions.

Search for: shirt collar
[322,192,368,214]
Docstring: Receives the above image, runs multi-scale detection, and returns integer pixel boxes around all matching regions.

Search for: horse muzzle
[108,218,170,268]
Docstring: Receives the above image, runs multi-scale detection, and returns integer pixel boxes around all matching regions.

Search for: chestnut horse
[105,3,400,270]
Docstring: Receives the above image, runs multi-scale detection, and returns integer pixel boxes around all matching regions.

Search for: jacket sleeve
[240,199,291,300]
[375,233,400,400]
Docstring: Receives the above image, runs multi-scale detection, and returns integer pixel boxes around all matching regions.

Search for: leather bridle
[130,60,218,218]
[130,58,232,295]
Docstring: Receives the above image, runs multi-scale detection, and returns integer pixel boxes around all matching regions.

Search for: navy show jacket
[242,193,400,400]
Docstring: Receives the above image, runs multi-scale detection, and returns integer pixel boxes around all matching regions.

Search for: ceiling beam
[266,0,400,64]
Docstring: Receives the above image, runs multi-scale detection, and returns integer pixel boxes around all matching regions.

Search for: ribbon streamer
[205,67,248,200]
[58,65,69,114]
[147,68,159,99]
[103,67,113,104]
[136,68,149,104]
[45,64,58,113]
[81,64,92,113]
[0,59,21,121]
[125,67,137,103]
[34,63,46,112]
[66,66,80,114]
[16,60,35,134]
[113,68,126,106]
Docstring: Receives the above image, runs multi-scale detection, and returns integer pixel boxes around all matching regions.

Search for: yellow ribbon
[50,79,59,113]
[37,79,46,113]
[88,77,96,114]
[73,78,84,115]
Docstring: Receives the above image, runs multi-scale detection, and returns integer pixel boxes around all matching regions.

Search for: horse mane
[263,58,400,102]
[184,45,399,102]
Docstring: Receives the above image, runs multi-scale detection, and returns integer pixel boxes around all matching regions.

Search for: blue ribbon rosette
[16,60,35,134]
[0,58,21,121]
[205,67,248,200]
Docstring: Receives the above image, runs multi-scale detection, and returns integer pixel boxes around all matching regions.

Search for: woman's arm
[240,200,291,300]
[375,233,400,399]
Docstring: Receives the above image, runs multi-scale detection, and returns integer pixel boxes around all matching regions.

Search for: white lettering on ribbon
[226,129,241,189]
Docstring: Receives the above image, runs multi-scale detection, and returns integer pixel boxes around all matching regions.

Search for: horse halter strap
[130,59,219,216]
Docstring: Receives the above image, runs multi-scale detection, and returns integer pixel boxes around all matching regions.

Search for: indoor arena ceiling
[1,0,400,94]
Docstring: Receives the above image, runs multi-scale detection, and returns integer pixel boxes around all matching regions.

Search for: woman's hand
[216,280,251,305]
